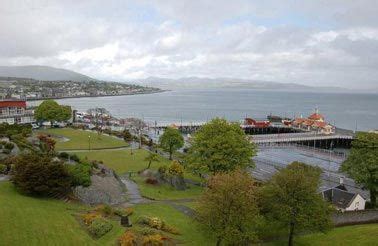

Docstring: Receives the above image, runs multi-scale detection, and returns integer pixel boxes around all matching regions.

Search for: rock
[74,165,127,205]
[169,175,187,190]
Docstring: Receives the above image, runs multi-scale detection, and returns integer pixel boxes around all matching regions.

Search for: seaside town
[1,1,378,245]
[0,77,161,100]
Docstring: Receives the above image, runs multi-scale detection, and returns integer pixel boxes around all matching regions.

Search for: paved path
[120,176,150,205]
[0,175,10,182]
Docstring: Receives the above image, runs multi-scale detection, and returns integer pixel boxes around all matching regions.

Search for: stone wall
[332,209,378,226]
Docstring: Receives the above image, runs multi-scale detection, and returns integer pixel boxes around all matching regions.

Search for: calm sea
[28,89,378,131]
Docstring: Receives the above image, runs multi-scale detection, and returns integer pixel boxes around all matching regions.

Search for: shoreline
[26,89,168,102]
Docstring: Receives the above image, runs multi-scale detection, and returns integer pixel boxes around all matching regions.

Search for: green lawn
[264,224,378,246]
[37,128,128,150]
[74,149,169,174]
[0,182,124,246]
[130,203,215,245]
[132,175,203,200]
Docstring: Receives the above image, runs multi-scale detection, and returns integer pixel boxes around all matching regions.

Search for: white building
[0,100,34,124]
[322,183,366,211]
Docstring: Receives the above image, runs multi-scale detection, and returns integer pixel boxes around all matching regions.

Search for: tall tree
[159,127,184,160]
[34,100,72,126]
[260,162,332,246]
[197,169,261,245]
[341,132,378,208]
[186,118,256,174]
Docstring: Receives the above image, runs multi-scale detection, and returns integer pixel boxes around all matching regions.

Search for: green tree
[159,127,184,160]
[12,153,71,196]
[197,169,261,245]
[186,118,256,174]
[144,152,160,169]
[341,132,378,208]
[34,100,72,126]
[260,162,332,246]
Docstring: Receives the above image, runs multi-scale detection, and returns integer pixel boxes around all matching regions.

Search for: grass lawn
[74,149,170,174]
[0,181,124,246]
[37,128,128,151]
[132,175,203,200]
[130,203,215,245]
[265,224,378,246]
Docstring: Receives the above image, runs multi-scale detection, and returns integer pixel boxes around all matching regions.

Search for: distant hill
[136,76,346,92]
[0,65,93,81]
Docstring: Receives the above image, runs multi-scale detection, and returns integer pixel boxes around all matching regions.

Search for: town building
[0,100,34,124]
[321,182,366,211]
[292,109,335,134]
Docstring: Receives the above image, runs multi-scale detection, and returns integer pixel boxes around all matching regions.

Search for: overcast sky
[1,0,378,89]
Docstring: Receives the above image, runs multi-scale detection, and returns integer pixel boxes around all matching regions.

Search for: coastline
[26,89,168,102]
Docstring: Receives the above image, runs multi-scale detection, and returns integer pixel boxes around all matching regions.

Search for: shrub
[69,154,80,162]
[158,166,167,174]
[12,153,71,196]
[67,162,91,187]
[138,216,179,235]
[2,149,11,154]
[145,178,158,185]
[58,152,69,159]
[142,234,164,245]
[115,207,134,217]
[81,212,101,226]
[0,164,7,174]
[4,142,14,150]
[168,161,184,177]
[118,230,138,246]
[88,218,113,238]
[95,204,114,217]
[138,227,157,236]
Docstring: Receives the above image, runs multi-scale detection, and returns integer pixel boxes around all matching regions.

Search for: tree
[34,100,72,126]
[341,132,378,208]
[260,162,332,246]
[186,118,256,174]
[197,169,261,245]
[12,153,71,196]
[144,152,160,169]
[159,127,184,160]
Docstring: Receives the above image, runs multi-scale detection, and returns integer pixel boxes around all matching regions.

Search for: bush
[4,142,14,150]
[158,166,167,174]
[145,178,158,185]
[168,161,184,177]
[115,207,134,217]
[12,153,71,196]
[81,212,101,226]
[58,152,69,159]
[118,230,138,246]
[69,154,80,162]
[67,162,91,187]
[88,218,113,238]
[142,234,164,245]
[2,149,11,154]
[138,216,179,235]
[0,164,7,174]
[95,204,113,217]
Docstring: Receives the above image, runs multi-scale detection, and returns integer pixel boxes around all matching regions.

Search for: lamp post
[88,135,91,151]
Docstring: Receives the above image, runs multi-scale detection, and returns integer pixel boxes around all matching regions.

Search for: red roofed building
[292,109,334,134]
[244,118,270,128]
[0,100,34,124]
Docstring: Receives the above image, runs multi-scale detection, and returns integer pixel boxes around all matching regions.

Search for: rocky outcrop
[74,165,127,205]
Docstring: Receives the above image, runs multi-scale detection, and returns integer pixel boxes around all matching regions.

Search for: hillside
[0,65,92,81]
[136,76,346,92]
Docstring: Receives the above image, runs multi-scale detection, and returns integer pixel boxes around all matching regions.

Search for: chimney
[339,176,344,185]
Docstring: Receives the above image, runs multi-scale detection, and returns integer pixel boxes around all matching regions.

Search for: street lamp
[88,135,91,151]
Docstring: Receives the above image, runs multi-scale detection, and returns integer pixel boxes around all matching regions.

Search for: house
[244,118,270,128]
[321,182,366,211]
[0,100,35,125]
